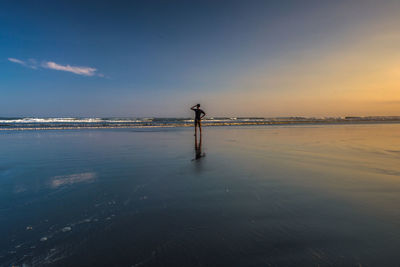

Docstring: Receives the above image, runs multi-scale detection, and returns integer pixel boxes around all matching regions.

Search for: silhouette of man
[190,104,206,136]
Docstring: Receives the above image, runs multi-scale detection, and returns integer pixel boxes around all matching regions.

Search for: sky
[1,0,400,117]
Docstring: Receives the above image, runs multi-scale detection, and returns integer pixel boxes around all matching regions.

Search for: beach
[1,124,400,266]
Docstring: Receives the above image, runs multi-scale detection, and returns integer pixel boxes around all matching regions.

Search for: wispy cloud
[8,57,102,77]
[8,57,25,65]
[42,61,97,76]
[8,57,37,69]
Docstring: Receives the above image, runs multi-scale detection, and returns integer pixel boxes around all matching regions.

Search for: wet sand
[1,124,400,266]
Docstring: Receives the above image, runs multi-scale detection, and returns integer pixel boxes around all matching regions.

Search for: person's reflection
[194,133,205,160]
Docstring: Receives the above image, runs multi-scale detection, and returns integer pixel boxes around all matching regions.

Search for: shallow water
[1,124,400,266]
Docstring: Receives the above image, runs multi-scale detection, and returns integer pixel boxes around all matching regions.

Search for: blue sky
[1,0,400,117]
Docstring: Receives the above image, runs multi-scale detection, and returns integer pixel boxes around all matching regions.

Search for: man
[190,104,206,136]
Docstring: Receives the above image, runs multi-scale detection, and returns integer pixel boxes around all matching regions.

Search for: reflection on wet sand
[51,172,96,188]
[194,133,205,160]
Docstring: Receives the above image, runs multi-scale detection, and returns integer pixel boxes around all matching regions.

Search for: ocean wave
[1,117,400,130]
[0,117,268,124]
[0,117,143,123]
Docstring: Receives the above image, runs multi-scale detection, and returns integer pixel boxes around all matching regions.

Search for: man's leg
[199,121,202,135]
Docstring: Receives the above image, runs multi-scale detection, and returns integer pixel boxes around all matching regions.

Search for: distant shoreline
[1,119,400,131]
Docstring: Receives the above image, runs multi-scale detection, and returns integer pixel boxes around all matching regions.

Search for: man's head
[196,104,200,108]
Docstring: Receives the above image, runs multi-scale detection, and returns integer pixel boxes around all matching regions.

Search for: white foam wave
[0,117,272,124]
[0,118,142,123]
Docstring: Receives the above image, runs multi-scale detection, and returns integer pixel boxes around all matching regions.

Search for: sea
[1,116,400,130]
[1,122,400,266]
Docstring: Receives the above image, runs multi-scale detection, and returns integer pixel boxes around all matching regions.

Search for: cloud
[42,61,97,76]
[8,57,102,76]
[8,57,25,65]
[8,57,37,69]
